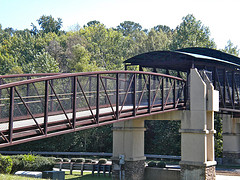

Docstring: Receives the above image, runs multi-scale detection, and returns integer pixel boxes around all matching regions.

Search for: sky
[0,0,240,49]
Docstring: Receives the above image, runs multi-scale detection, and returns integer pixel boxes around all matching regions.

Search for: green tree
[116,21,142,36]
[79,23,129,70]
[86,20,101,27]
[31,51,59,73]
[154,25,172,34]
[221,40,239,56]
[171,14,216,50]
[67,44,100,72]
[36,15,63,34]
[144,28,171,51]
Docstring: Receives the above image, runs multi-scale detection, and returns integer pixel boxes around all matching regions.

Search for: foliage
[147,161,157,167]
[215,113,223,157]
[171,14,216,49]
[0,14,232,157]
[31,51,59,73]
[145,120,181,155]
[98,158,107,164]
[36,15,63,34]
[221,40,239,56]
[156,161,166,168]
[116,21,142,36]
[0,154,13,174]
[10,154,55,173]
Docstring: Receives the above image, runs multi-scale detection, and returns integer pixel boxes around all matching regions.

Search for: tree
[31,51,59,73]
[144,28,171,51]
[171,14,216,50]
[86,20,101,27]
[154,25,172,34]
[221,40,239,56]
[36,15,63,34]
[67,44,100,72]
[79,23,130,70]
[116,21,142,36]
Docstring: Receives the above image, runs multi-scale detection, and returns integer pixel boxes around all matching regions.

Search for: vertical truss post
[213,67,217,89]
[72,76,77,128]
[89,76,92,106]
[50,79,54,112]
[133,73,136,116]
[44,80,49,135]
[223,69,226,106]
[232,71,235,108]
[96,74,100,123]
[148,75,151,113]
[9,87,14,143]
[116,73,119,120]
[0,78,2,119]
[173,79,176,108]
[161,78,164,111]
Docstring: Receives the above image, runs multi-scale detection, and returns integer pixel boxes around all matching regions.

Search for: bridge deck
[0,71,186,147]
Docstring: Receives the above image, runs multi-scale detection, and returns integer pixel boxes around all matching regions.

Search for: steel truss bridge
[1,47,240,148]
[0,71,186,147]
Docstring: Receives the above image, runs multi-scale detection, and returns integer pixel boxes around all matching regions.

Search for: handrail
[0,71,186,147]
[0,71,185,90]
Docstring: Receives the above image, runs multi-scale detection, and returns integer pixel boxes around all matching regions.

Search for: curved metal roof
[124,47,240,71]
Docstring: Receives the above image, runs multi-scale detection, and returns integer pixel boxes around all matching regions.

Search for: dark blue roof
[124,47,240,71]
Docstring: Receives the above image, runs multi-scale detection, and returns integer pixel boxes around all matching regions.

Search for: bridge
[0,47,240,180]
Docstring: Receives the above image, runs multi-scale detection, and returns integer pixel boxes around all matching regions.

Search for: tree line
[1,14,235,156]
[1,14,238,76]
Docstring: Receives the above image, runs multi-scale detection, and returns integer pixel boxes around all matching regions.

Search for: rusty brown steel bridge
[0,71,186,147]
[1,47,240,148]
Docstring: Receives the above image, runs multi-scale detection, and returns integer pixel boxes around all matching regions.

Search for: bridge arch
[0,71,185,147]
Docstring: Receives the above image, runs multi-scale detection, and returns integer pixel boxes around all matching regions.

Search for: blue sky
[0,0,240,49]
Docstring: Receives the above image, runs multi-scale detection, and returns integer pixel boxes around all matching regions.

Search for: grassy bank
[0,171,111,180]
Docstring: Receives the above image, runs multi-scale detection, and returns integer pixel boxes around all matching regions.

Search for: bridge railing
[0,71,186,147]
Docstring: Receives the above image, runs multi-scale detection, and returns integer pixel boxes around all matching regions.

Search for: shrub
[55,158,63,163]
[85,159,93,163]
[10,154,55,173]
[148,161,157,167]
[71,158,85,163]
[0,154,13,174]
[63,158,70,162]
[98,158,107,164]
[156,161,166,168]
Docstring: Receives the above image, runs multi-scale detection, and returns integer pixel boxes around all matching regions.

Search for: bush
[70,158,85,163]
[10,154,55,173]
[0,154,13,174]
[98,158,107,164]
[147,161,156,167]
[63,158,70,162]
[55,158,63,163]
[156,161,166,168]
[85,159,93,163]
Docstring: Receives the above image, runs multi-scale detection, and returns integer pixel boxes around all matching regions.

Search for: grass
[0,171,111,180]
[0,174,41,180]
[65,171,111,180]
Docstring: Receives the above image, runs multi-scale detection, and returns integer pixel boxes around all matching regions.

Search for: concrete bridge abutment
[112,68,219,180]
[180,68,218,180]
[112,119,146,180]
[222,114,240,164]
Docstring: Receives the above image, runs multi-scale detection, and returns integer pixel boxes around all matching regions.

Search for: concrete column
[112,119,146,180]
[222,114,240,164]
[180,69,217,180]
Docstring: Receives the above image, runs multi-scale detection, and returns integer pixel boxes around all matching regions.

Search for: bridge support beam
[112,119,146,180]
[180,68,218,180]
[222,114,240,164]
